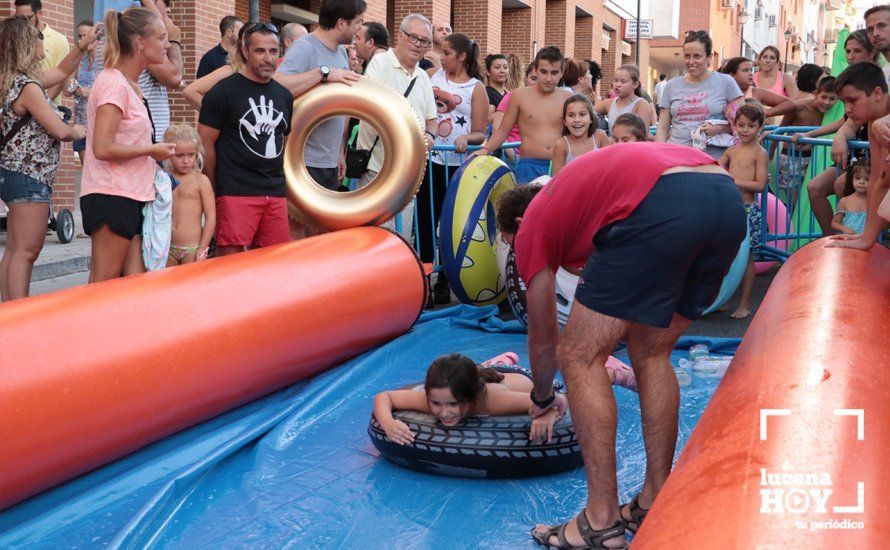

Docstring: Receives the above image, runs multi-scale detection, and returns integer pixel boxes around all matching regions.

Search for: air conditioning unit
[768,15,777,27]
[720,0,734,8]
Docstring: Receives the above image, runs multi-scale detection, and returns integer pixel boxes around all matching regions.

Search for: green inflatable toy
[787,29,850,252]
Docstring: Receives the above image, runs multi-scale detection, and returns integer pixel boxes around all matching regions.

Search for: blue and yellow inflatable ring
[438,156,516,306]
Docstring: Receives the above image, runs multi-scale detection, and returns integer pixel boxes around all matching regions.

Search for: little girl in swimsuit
[373,351,637,446]
[831,159,869,235]
[163,124,216,266]
[551,95,610,176]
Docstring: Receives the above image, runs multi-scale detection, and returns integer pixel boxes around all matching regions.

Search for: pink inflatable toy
[755,193,789,274]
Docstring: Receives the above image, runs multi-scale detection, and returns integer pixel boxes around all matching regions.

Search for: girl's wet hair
[561,94,596,137]
[425,353,504,404]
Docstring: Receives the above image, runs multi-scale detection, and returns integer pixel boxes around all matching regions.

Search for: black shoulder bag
[344,76,418,179]
[0,110,33,159]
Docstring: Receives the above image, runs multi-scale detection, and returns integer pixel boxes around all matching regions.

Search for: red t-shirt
[514,142,717,283]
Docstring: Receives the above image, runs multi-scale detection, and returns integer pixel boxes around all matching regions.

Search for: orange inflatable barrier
[635,240,890,548]
[0,227,426,510]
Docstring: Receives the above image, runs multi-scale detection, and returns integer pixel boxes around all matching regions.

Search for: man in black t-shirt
[198,23,293,256]
[197,16,243,79]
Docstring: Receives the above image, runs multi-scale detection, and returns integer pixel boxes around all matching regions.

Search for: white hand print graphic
[238,95,287,159]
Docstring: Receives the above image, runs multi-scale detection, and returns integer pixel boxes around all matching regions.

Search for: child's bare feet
[730,306,751,319]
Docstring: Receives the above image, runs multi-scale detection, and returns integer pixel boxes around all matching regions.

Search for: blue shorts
[515,157,550,184]
[73,138,86,152]
[745,203,762,251]
[0,166,52,206]
[574,172,746,328]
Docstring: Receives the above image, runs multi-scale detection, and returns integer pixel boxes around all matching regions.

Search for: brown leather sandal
[619,494,650,534]
[531,509,627,549]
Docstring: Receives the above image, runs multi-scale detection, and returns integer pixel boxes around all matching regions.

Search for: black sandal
[619,494,649,534]
[531,509,627,549]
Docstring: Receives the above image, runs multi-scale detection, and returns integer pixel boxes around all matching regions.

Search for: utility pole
[636,0,641,65]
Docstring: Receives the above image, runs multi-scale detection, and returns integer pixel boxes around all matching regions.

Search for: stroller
[0,198,75,244]
[1,104,76,244]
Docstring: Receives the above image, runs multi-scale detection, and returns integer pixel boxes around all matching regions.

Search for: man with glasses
[198,23,295,256]
[355,14,438,243]
[419,21,451,73]
[278,0,366,192]
[14,0,69,101]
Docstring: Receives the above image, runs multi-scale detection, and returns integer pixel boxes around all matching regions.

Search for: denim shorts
[0,166,52,205]
[73,138,86,152]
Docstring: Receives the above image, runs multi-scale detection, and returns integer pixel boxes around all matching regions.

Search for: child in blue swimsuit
[831,159,869,235]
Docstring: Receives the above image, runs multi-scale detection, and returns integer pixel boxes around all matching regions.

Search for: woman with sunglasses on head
[0,16,96,301]
[655,30,744,159]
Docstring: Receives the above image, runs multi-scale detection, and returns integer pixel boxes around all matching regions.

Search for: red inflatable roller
[634,240,890,548]
[0,227,426,510]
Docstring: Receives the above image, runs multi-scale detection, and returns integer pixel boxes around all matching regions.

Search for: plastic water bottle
[688,344,710,361]
[674,368,692,387]
[674,359,692,387]
[693,357,733,378]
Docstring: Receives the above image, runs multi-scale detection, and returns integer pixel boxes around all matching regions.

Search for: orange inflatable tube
[0,227,426,510]
[635,241,890,548]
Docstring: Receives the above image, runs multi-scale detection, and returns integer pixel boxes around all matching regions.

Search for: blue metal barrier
[369,131,872,274]
[760,127,870,261]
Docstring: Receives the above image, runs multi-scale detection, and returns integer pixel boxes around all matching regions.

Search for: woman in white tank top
[422,33,489,299]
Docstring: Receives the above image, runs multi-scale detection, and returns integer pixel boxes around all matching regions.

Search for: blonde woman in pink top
[81,6,175,282]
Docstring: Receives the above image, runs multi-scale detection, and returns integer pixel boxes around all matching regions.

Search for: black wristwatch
[320,65,330,82]
[530,389,556,409]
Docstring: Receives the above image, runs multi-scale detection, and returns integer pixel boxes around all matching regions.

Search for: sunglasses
[245,22,279,35]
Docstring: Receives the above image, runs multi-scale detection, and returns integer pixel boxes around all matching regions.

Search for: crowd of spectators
[1,0,888,305]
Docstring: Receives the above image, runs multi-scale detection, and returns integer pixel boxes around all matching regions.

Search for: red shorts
[215,195,290,248]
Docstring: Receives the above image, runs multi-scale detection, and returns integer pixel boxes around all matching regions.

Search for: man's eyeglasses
[401,30,431,48]
[245,22,279,36]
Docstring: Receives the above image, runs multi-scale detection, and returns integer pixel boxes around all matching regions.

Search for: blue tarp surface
[1,306,739,548]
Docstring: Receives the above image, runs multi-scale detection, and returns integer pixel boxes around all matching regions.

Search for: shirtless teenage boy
[475,46,572,183]
[828,62,890,251]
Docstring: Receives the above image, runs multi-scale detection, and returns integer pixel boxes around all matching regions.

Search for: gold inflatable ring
[284,78,426,231]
